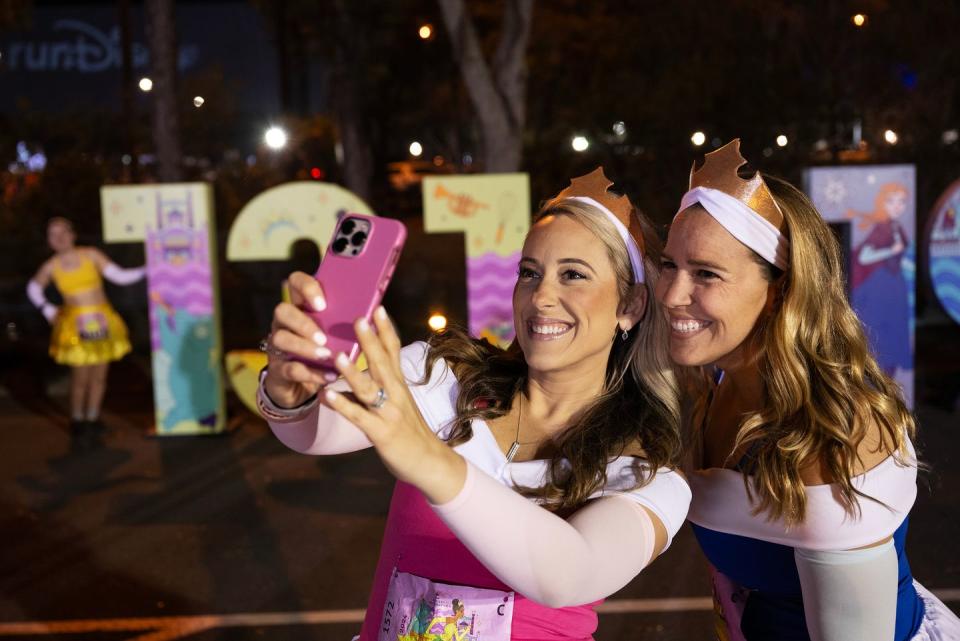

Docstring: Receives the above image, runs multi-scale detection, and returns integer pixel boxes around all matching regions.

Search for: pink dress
[359,480,601,641]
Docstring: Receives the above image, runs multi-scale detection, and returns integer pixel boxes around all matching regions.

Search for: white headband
[676,186,789,270]
[567,196,646,283]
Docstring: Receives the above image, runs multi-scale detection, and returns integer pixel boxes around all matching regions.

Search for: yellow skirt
[49,304,132,366]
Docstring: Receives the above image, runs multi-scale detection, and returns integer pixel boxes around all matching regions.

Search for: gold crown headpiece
[548,167,646,282]
[689,139,784,229]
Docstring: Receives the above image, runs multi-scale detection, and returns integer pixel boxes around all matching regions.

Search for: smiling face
[47,219,76,253]
[655,207,774,370]
[513,214,642,376]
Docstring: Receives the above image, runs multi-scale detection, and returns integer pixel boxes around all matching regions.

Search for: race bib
[76,311,109,341]
[709,564,749,641]
[379,568,514,641]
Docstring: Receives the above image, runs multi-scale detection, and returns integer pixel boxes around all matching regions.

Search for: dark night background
[1,2,960,639]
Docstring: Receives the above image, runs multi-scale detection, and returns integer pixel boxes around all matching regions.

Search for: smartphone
[297,213,407,372]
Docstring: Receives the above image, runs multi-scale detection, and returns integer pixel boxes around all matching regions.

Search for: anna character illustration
[848,182,912,376]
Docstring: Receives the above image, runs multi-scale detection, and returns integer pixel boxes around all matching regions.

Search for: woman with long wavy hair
[658,139,959,641]
[257,168,690,641]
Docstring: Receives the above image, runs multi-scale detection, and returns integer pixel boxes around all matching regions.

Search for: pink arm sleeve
[260,379,373,455]
[431,461,659,607]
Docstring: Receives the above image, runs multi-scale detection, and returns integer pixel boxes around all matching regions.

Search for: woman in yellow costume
[27,217,144,435]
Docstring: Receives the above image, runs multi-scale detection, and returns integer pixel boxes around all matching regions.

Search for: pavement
[1,319,959,641]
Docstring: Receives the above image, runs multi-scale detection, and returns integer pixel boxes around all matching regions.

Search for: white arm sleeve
[431,461,663,607]
[794,540,898,641]
[102,263,146,285]
[27,280,57,322]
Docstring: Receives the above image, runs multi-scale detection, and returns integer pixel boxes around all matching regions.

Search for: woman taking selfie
[257,169,690,640]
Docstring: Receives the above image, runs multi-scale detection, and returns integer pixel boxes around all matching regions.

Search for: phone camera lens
[351,231,367,246]
[340,219,356,235]
[333,237,349,253]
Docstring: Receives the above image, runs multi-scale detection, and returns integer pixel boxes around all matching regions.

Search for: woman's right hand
[262,271,335,408]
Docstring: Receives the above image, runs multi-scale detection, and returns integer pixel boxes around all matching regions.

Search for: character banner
[926,178,960,326]
[804,165,915,407]
[422,174,530,346]
[101,183,224,434]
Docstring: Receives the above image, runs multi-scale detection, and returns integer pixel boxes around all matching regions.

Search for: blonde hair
[47,217,75,233]
[689,176,915,525]
[426,198,682,511]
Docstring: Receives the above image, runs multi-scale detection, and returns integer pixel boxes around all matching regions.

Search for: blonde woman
[258,169,690,640]
[27,218,144,439]
[658,140,959,641]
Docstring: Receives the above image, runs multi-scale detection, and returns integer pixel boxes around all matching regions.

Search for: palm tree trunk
[145,0,182,182]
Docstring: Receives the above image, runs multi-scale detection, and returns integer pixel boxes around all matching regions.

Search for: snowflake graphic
[823,178,847,206]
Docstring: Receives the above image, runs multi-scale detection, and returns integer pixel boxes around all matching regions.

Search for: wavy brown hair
[422,198,682,513]
[685,176,916,525]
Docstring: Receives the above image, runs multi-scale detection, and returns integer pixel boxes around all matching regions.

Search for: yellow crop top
[52,255,102,296]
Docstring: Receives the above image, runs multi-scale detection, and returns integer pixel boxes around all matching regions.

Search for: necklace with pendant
[506,390,523,463]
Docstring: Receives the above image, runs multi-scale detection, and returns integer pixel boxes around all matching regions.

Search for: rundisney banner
[0,4,278,113]
[804,165,916,407]
[99,176,529,427]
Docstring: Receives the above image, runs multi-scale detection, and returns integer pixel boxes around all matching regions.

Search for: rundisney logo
[3,19,198,73]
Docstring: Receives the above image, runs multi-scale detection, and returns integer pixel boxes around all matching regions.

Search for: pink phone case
[299,213,406,372]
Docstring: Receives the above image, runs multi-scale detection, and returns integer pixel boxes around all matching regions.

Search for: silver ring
[258,335,286,359]
[369,387,388,409]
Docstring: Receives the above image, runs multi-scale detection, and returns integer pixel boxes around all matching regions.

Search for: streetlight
[571,135,589,152]
[409,141,423,157]
[264,126,288,150]
[852,14,867,27]
[418,24,433,40]
[428,313,447,331]
[193,96,205,108]
[138,77,153,92]
[691,131,706,146]
[776,134,788,147]
[884,129,898,145]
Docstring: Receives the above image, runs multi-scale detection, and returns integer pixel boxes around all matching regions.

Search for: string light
[571,135,589,152]
[264,126,288,150]
[428,314,447,331]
